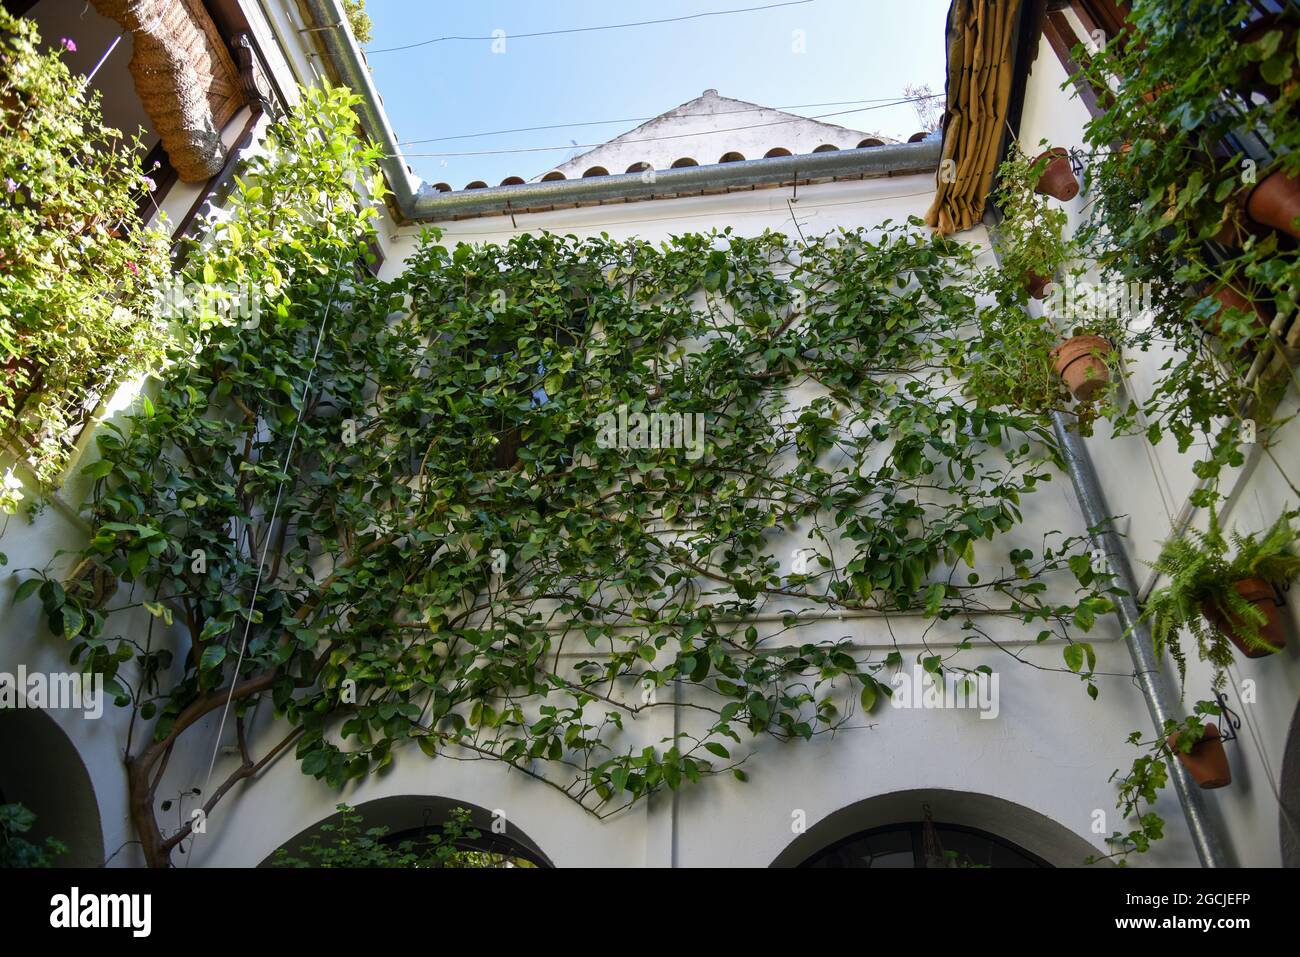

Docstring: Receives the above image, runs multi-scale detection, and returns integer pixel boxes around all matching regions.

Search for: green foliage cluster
[0,10,169,506]
[0,802,66,867]
[271,803,524,868]
[11,84,1121,864]
[343,0,374,45]
[994,144,1072,290]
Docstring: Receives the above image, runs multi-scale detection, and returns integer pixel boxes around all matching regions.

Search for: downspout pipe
[297,0,941,222]
[1050,414,1231,868]
[984,212,1231,868]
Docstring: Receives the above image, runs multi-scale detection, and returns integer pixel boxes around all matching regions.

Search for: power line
[368,0,817,54]
[398,95,943,147]
[396,99,936,159]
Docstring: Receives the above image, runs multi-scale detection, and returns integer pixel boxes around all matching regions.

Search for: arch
[625,162,651,173]
[764,147,792,158]
[812,144,839,153]
[718,151,746,163]
[769,788,1100,868]
[260,794,555,868]
[1280,698,1300,866]
[908,131,930,143]
[540,171,566,182]
[498,176,525,186]
[0,705,104,866]
[582,166,610,178]
[670,157,698,168]
[431,182,452,193]
[857,138,885,148]
[464,180,488,190]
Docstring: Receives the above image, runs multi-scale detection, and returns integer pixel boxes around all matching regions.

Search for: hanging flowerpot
[1168,723,1231,790]
[1245,167,1300,239]
[1024,270,1053,300]
[1201,578,1287,658]
[1032,148,1079,202]
[1050,335,1111,401]
[1202,283,1271,337]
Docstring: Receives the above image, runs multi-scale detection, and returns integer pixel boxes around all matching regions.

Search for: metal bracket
[1215,691,1243,744]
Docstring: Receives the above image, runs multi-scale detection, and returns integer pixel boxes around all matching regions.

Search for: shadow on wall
[1281,700,1300,867]
[0,706,104,867]
[768,788,1102,868]
[259,793,554,868]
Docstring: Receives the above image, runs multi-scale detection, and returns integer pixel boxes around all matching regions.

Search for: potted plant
[1049,314,1120,403]
[1168,718,1232,789]
[1138,509,1300,686]
[1032,146,1079,201]
[1245,164,1300,239]
[1197,280,1272,339]
[961,298,1067,417]
[995,144,1072,300]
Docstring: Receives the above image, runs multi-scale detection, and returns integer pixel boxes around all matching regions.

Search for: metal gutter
[296,0,940,223]
[984,212,1231,868]
[297,0,421,213]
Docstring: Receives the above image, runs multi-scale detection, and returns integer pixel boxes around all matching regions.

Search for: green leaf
[13,578,42,605]
[201,645,228,671]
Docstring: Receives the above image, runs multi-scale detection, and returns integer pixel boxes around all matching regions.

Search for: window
[799,822,1051,868]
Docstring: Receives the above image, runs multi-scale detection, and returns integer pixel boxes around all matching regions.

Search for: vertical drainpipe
[983,213,1231,868]
[1049,416,1230,868]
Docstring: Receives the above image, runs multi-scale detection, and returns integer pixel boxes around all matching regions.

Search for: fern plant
[1138,509,1300,689]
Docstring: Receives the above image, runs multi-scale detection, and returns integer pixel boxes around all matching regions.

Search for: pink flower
[126,261,139,276]
[60,37,76,52]
[143,176,156,192]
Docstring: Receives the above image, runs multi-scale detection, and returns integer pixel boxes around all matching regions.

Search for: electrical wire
[397,100,937,159]
[397,94,943,147]
[367,0,817,54]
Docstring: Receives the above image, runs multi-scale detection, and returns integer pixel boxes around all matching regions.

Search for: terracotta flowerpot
[1032,147,1079,202]
[1050,335,1111,401]
[1024,270,1053,300]
[1201,578,1287,658]
[1246,168,1300,239]
[1203,283,1271,337]
[1168,723,1232,790]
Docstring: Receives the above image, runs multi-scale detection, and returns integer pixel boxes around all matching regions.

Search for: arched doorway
[800,818,1050,868]
[770,788,1099,868]
[0,705,104,866]
[261,794,554,868]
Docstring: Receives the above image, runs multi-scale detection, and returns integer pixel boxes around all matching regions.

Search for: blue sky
[363,0,952,188]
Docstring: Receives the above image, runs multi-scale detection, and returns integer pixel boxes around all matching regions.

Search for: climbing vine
[10,82,1126,867]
